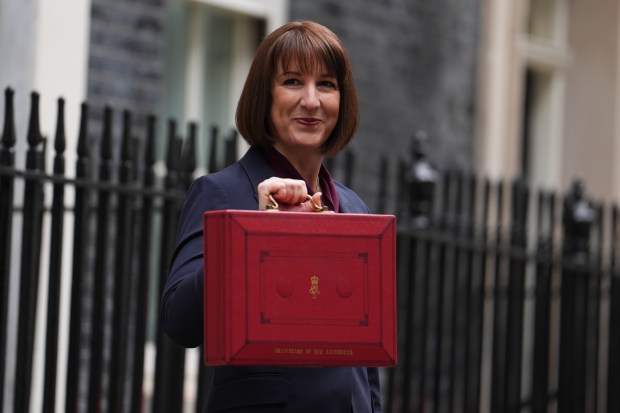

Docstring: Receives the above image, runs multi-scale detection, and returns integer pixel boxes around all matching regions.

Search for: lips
[295,117,321,126]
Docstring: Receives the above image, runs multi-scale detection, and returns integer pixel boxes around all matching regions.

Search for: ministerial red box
[203,210,397,366]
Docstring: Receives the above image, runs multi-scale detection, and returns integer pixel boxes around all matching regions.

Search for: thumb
[306,192,328,212]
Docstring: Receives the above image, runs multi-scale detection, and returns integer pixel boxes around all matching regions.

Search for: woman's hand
[257,177,324,212]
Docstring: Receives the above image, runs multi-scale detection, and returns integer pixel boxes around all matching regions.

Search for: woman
[161,21,381,412]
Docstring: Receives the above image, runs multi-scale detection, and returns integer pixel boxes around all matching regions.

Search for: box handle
[265,194,328,212]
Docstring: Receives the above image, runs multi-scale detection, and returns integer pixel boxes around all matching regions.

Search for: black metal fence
[1,88,619,413]
[386,142,620,413]
[0,89,237,413]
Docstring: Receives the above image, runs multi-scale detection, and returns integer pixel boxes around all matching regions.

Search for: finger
[257,178,285,210]
[295,192,325,213]
[307,192,328,212]
[257,178,309,210]
[310,192,323,208]
[273,179,307,205]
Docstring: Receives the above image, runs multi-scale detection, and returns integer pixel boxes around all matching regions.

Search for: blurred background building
[3,0,618,206]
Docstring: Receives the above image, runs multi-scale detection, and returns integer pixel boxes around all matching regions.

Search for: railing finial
[77,102,90,158]
[1,87,16,149]
[54,98,66,153]
[27,91,42,148]
[101,105,113,161]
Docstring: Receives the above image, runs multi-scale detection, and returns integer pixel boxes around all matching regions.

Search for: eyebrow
[279,70,336,78]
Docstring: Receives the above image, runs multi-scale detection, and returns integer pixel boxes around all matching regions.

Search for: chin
[293,135,328,147]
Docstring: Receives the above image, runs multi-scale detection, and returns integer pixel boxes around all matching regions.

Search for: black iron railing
[387,153,620,413]
[1,88,619,413]
[0,88,237,413]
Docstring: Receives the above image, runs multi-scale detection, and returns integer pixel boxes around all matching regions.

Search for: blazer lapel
[237,147,365,214]
[335,184,368,214]
[337,189,352,213]
[238,146,275,204]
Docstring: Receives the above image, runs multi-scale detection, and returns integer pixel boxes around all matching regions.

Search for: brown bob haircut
[235,21,359,156]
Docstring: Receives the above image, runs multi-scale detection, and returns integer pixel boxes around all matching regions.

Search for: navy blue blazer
[161,146,382,412]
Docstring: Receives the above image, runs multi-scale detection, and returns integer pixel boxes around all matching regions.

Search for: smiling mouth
[295,118,321,126]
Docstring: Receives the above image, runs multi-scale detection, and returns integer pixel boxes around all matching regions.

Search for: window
[161,0,287,170]
[520,0,571,188]
[476,0,570,188]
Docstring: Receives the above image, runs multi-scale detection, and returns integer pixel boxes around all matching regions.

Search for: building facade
[2,0,619,204]
[477,0,620,203]
[1,0,481,211]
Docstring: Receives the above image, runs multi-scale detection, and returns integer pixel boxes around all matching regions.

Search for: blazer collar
[238,146,353,212]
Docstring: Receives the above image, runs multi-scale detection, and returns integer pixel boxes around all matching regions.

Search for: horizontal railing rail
[1,87,619,413]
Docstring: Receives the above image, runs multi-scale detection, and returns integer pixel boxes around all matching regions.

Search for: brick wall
[86,0,165,152]
[290,0,480,211]
[84,0,480,212]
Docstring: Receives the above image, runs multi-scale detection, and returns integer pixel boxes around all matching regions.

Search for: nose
[300,84,320,110]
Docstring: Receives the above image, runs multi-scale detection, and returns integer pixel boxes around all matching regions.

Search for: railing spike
[224,129,237,167]
[2,88,16,148]
[27,91,42,148]
[40,136,48,171]
[166,119,180,173]
[121,110,132,162]
[101,106,113,161]
[145,114,156,167]
[208,125,218,173]
[184,122,197,173]
[77,102,89,158]
[54,98,66,153]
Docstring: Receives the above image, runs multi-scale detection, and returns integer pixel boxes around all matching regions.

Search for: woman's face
[270,60,340,157]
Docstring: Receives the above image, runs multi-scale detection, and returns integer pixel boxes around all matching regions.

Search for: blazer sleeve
[160,175,232,348]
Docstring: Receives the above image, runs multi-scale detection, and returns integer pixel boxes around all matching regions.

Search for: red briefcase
[203,210,397,366]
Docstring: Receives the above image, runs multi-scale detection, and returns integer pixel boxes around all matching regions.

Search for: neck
[272,144,323,190]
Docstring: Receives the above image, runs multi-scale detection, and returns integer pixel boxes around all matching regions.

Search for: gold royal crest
[309,275,320,299]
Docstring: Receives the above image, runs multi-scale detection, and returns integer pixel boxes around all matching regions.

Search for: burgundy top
[260,146,340,212]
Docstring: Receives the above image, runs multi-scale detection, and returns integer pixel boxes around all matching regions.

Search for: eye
[318,80,338,90]
[282,78,301,86]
